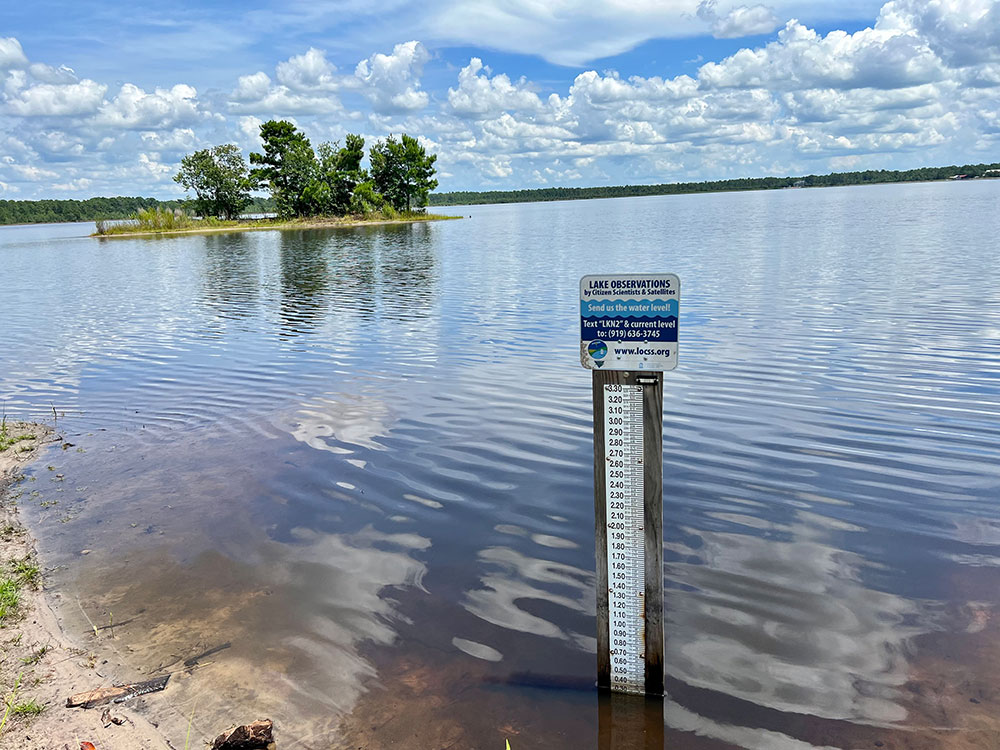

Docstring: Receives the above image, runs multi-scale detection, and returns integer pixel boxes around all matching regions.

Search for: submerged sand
[0,424,174,750]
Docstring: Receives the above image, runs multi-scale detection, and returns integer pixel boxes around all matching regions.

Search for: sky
[1,0,999,199]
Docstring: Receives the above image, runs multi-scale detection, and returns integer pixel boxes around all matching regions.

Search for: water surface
[3,181,1000,748]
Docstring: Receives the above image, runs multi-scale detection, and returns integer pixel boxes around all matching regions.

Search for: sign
[580,274,679,371]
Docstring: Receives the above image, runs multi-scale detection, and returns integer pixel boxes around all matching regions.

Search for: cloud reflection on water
[65,520,430,744]
[666,512,929,725]
[463,545,596,651]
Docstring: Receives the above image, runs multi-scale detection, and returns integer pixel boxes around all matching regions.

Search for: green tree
[309,133,366,216]
[250,120,318,217]
[369,134,438,212]
[173,144,253,220]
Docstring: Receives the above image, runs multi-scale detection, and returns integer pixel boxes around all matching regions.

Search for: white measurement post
[582,273,679,697]
[604,383,646,692]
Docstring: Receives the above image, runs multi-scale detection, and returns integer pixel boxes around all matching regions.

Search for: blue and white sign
[580,273,679,371]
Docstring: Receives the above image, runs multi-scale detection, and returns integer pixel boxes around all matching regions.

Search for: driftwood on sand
[65,675,170,708]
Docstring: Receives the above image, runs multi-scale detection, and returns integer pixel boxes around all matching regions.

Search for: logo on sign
[588,340,608,359]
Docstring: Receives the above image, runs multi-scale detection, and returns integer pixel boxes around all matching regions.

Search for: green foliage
[0,421,34,453]
[10,699,43,716]
[0,578,19,624]
[0,558,39,625]
[94,207,211,235]
[0,672,21,734]
[312,134,366,215]
[250,120,319,218]
[20,646,48,666]
[348,180,385,216]
[370,134,438,212]
[174,144,254,220]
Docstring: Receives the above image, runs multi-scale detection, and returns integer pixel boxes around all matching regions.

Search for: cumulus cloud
[698,1,782,38]
[698,20,944,91]
[276,47,338,91]
[447,58,544,118]
[6,79,107,116]
[5,0,1000,197]
[878,0,1000,66]
[232,71,272,103]
[352,41,429,113]
[139,128,200,153]
[27,63,77,85]
[0,38,27,70]
[94,83,203,130]
[10,163,58,180]
[229,59,343,114]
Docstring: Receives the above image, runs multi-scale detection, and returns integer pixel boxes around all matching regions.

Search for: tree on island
[369,134,438,212]
[303,133,367,216]
[173,144,253,220]
[167,120,440,228]
[250,121,318,218]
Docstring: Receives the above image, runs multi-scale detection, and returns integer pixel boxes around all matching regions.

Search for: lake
[3,180,1000,749]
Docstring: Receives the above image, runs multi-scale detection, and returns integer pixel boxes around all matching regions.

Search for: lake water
[3,181,1000,749]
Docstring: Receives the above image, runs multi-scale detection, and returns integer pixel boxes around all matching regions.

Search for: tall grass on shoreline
[94,208,457,236]
[95,207,205,235]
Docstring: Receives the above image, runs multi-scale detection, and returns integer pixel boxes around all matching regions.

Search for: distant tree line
[4,159,997,225]
[429,162,1000,206]
[0,195,274,226]
[174,120,437,220]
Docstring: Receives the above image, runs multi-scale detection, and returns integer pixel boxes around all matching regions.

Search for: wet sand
[0,424,172,749]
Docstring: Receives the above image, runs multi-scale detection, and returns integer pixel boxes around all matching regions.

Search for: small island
[93,120,458,237]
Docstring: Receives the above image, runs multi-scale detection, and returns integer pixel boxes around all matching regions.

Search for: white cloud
[716,5,783,37]
[32,130,86,158]
[447,58,543,118]
[27,63,77,85]
[698,1,782,38]
[139,128,200,153]
[94,83,203,130]
[6,79,107,116]
[352,41,429,113]
[51,177,92,192]
[698,19,944,90]
[878,0,1000,66]
[237,115,264,149]
[230,68,342,115]
[232,71,272,102]
[5,0,1000,198]
[10,163,58,180]
[0,38,27,70]
[276,47,338,91]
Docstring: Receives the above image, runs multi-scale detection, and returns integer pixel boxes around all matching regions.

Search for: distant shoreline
[3,159,999,225]
[92,213,461,239]
[429,163,1000,207]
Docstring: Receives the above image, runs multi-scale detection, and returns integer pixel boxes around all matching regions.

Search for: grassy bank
[0,421,49,739]
[93,207,460,238]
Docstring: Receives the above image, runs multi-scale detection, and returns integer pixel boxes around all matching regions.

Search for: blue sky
[1,0,998,198]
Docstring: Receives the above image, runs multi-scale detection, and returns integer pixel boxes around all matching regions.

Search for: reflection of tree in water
[279,230,331,336]
[374,223,438,322]
[328,230,378,321]
[325,223,438,324]
[269,223,440,337]
[199,232,259,325]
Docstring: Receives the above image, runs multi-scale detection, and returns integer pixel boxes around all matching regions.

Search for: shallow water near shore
[3,181,1000,748]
